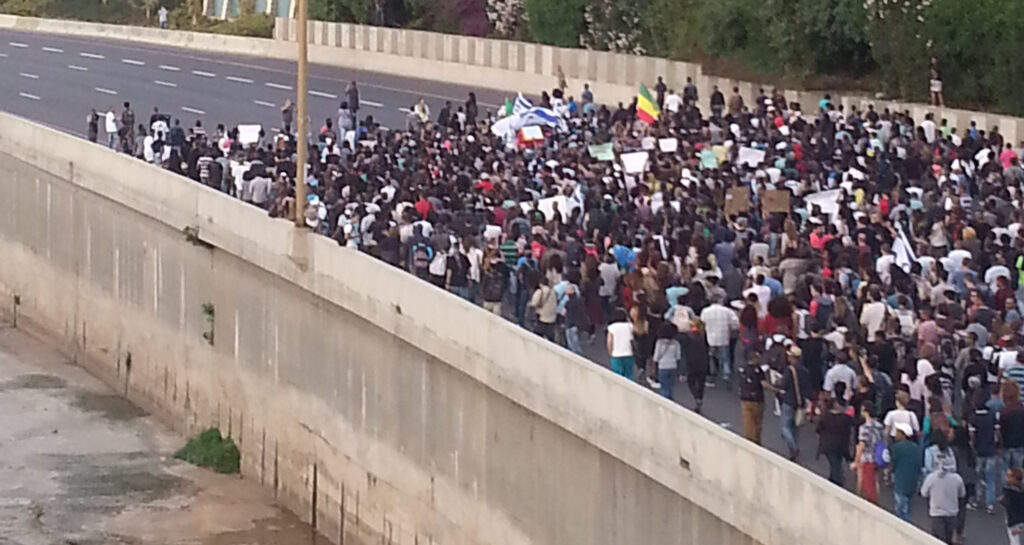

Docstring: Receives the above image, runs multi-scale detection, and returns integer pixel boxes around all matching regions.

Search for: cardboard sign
[520,125,544,141]
[762,189,790,214]
[724,187,750,216]
[519,195,581,222]
[588,142,614,161]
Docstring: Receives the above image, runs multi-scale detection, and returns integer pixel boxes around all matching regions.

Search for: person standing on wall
[104,106,118,150]
[158,5,168,29]
[86,109,99,143]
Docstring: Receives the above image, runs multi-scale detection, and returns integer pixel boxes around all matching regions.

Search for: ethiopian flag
[637,83,660,125]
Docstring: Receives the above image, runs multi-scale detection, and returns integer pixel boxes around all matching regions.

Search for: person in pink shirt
[1002,143,1018,169]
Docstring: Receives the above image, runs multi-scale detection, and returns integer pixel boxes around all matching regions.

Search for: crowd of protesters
[86,73,1024,544]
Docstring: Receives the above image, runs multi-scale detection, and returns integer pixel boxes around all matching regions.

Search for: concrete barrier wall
[0,116,940,545]
[275,18,1024,145]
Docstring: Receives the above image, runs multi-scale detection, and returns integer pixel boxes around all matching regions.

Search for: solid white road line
[8,42,28,48]
[226,76,253,83]
[94,87,118,95]
[79,52,105,59]
[309,90,337,99]
[181,106,206,115]
[362,100,384,108]
[41,47,63,53]
[18,92,40,101]
[154,80,178,88]
[67,64,88,71]
[121,58,145,66]
[18,72,39,79]
[159,64,181,71]
[254,100,276,108]
[265,82,292,90]
[192,70,216,78]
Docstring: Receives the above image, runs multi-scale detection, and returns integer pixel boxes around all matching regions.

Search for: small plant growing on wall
[201,303,215,346]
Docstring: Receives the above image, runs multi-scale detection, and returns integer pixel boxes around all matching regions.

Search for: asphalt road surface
[0,28,507,137]
[0,26,1011,543]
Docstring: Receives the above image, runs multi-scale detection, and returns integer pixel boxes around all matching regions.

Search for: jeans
[515,291,528,327]
[107,132,117,149]
[658,368,677,400]
[450,285,471,301]
[710,344,732,381]
[893,491,912,522]
[565,326,582,355]
[825,452,845,486]
[1006,447,1024,471]
[779,403,799,452]
[930,515,956,545]
[978,455,1000,509]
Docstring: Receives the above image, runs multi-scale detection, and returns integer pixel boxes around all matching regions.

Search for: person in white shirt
[699,295,740,385]
[921,113,937,144]
[606,309,635,379]
[664,90,683,114]
[859,287,889,343]
[104,107,118,149]
[883,391,921,438]
[946,247,971,272]
[823,359,857,401]
[158,6,168,29]
[875,244,896,286]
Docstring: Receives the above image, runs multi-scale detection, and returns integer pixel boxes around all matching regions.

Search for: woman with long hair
[631,305,655,386]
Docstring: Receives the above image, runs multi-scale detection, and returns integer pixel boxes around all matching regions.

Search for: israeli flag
[514,93,533,116]
[519,106,568,133]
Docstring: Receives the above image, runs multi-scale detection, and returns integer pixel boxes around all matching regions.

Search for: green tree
[523,0,586,47]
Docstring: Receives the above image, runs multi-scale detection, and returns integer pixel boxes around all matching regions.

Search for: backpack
[764,336,789,371]
[738,365,764,402]
[412,243,431,271]
[874,440,890,469]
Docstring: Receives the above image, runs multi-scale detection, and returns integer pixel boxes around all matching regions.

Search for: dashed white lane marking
[398,107,412,113]
[68,64,88,71]
[18,92,40,101]
[226,76,253,84]
[0,53,7,57]
[94,87,118,95]
[159,64,180,71]
[309,90,337,99]
[265,82,292,90]
[254,100,276,108]
[192,70,216,78]
[41,47,63,53]
[79,52,105,59]
[18,72,39,79]
[122,58,145,66]
[154,80,178,88]
[8,42,28,48]
[181,106,206,115]
[362,100,384,108]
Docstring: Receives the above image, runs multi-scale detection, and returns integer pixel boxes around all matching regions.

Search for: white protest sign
[238,124,262,145]
[658,138,678,153]
[738,146,766,168]
[518,195,580,222]
[620,151,649,174]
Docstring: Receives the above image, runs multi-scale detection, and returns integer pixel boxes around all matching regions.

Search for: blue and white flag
[518,106,568,133]
[513,93,533,116]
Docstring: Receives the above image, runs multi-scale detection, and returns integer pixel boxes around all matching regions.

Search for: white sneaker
[646,376,661,389]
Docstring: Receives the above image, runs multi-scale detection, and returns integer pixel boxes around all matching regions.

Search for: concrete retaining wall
[0,116,939,545]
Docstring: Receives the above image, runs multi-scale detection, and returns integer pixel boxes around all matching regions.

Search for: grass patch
[174,428,240,475]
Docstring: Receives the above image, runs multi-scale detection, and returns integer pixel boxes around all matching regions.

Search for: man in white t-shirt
[664,90,683,114]
[823,359,857,401]
[606,311,635,379]
[860,287,889,343]
[883,391,921,438]
[158,6,169,29]
[104,107,118,149]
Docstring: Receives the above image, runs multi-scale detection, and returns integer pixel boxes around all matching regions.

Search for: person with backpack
[515,253,539,327]
[530,277,558,342]
[480,250,507,315]
[738,352,767,445]
[922,450,966,545]
[652,323,682,400]
[446,248,472,300]
[409,238,434,281]
[852,400,885,504]
[891,422,922,521]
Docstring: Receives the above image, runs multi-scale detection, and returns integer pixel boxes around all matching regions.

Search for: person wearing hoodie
[921,451,966,545]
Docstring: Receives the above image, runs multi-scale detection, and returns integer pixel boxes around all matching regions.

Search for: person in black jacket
[684,319,710,414]
[816,392,855,486]
[1003,468,1024,545]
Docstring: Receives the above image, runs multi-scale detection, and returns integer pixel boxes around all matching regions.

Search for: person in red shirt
[809,220,833,251]
[414,193,432,218]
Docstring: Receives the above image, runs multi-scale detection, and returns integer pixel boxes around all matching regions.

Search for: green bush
[523,0,586,47]
[174,428,240,474]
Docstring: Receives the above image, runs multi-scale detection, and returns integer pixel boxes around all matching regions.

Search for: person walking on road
[606,309,635,380]
[816,393,855,487]
[281,99,295,134]
[652,323,681,400]
[346,82,360,116]
[890,422,922,522]
[86,109,99,143]
[738,352,767,445]
[852,401,885,504]
[104,106,118,149]
[684,318,710,414]
[1004,468,1024,545]
[772,345,811,461]
[921,451,966,545]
